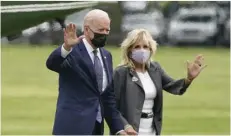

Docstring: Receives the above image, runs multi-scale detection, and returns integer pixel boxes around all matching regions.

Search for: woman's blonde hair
[120,28,158,69]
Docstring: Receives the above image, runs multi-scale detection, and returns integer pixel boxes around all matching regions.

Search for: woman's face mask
[131,49,150,64]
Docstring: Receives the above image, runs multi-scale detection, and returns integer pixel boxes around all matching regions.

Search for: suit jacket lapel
[100,48,111,84]
[147,62,162,113]
[147,63,160,91]
[129,68,143,90]
[77,41,98,90]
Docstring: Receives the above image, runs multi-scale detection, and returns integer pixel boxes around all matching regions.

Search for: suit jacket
[113,61,191,135]
[46,40,123,135]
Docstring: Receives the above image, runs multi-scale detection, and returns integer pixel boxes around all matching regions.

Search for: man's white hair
[83,9,109,26]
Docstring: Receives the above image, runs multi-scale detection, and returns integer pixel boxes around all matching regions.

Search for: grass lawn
[1,45,230,135]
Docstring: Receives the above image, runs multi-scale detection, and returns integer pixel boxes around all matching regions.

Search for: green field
[1,45,230,135]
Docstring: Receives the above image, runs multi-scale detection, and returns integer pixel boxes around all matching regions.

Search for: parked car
[120,1,148,14]
[121,10,165,44]
[167,7,220,45]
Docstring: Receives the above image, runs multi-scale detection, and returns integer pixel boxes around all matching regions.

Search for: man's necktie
[93,49,103,123]
[93,49,103,93]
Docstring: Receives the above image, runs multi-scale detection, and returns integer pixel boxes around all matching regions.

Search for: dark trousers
[92,121,103,135]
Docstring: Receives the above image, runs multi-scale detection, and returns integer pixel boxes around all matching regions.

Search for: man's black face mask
[89,28,108,48]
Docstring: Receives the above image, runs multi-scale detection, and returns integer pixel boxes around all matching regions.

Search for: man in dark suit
[46,9,127,135]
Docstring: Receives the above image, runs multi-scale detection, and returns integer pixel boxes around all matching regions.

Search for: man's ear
[84,26,90,37]
[84,26,88,32]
